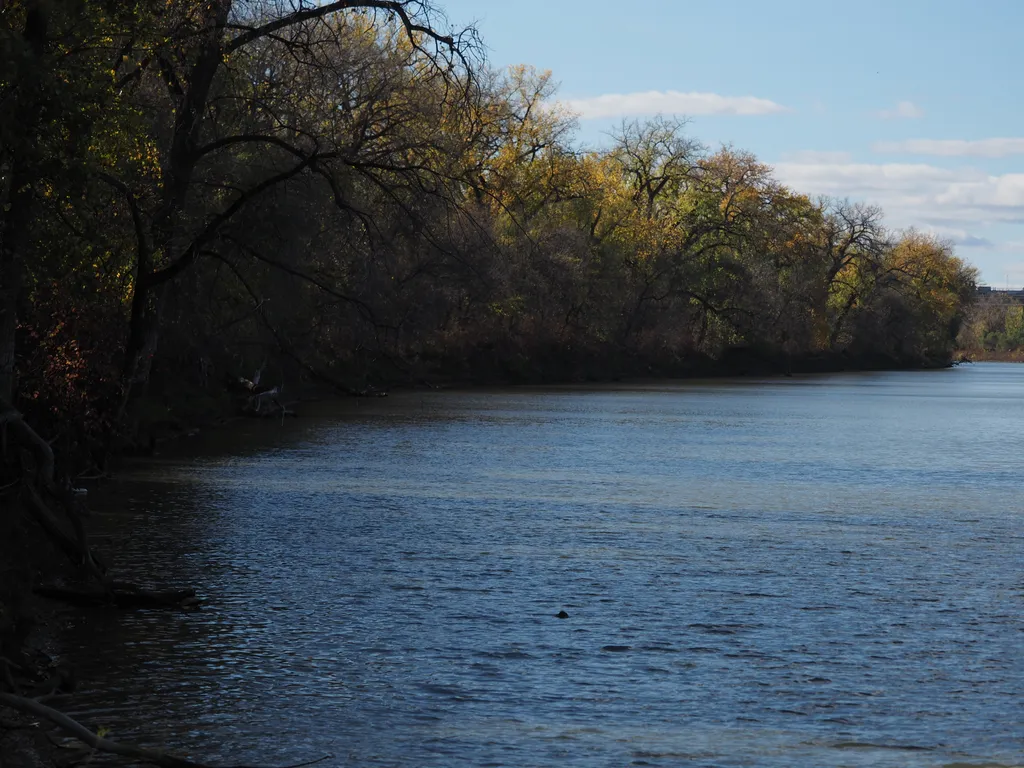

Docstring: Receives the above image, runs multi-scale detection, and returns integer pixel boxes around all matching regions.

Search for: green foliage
[1005,304,1024,347]
[960,295,1024,355]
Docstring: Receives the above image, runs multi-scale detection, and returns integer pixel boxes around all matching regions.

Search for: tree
[34,1,478,416]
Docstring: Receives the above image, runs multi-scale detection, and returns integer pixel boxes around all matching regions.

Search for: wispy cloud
[876,100,925,119]
[924,226,995,248]
[780,150,852,164]
[956,234,996,248]
[873,138,1024,157]
[564,90,788,119]
[986,260,1024,287]
[772,161,971,201]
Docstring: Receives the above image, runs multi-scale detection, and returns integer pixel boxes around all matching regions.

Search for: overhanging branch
[146,153,328,288]
[225,1,463,59]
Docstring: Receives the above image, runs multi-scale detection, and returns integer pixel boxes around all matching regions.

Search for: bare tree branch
[147,152,328,288]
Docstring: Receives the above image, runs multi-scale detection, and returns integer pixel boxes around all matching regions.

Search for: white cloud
[772,157,1024,287]
[773,161,972,200]
[771,160,1024,226]
[876,100,925,119]
[563,90,788,119]
[873,138,1024,157]
[936,174,1024,210]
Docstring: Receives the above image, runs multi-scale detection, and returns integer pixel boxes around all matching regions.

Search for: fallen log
[34,583,201,610]
[0,692,331,768]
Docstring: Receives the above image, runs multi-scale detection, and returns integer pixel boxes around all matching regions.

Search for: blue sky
[437,0,1024,288]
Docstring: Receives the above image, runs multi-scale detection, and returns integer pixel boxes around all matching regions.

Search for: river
[59,363,1024,767]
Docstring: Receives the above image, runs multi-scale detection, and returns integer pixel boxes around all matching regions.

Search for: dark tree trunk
[0,177,29,403]
[119,0,232,407]
[0,2,50,402]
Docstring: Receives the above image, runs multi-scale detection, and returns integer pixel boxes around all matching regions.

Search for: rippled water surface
[62,364,1024,767]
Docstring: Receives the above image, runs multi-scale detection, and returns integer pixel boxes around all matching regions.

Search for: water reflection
[59,364,1024,767]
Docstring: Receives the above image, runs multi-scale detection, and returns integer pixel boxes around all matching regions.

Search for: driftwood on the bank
[0,692,331,768]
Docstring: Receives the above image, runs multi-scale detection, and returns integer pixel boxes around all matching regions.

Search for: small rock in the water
[556,610,569,619]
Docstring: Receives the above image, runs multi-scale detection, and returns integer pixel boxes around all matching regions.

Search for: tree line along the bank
[0,4,987,756]
[2,0,979,466]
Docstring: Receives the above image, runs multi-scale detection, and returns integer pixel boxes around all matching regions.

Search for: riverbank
[0,524,73,768]
[1,718,58,768]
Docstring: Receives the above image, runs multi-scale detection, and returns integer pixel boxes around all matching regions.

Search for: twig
[0,693,332,768]
[74,472,111,482]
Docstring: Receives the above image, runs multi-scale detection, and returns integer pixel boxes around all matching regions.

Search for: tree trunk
[0,3,49,403]
[118,0,231,410]
[0,184,28,402]
[121,280,165,400]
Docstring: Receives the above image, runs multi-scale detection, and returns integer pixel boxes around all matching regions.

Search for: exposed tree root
[0,693,331,768]
[21,484,105,582]
[0,401,314,767]
[2,397,197,610]
[1,397,105,581]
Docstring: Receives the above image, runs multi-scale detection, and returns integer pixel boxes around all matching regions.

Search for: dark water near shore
[60,363,1024,767]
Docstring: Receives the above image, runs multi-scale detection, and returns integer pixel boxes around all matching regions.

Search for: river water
[59,363,1024,767]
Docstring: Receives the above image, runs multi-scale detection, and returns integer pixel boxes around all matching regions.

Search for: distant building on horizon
[977,285,1024,299]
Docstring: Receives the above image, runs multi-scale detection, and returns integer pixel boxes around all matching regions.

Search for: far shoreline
[956,351,1024,363]
[125,349,978,457]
